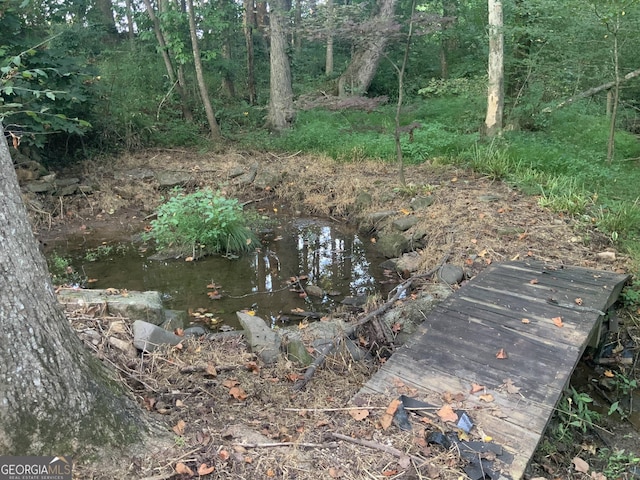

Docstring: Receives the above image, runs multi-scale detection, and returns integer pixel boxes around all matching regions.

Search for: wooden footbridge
[356,260,630,479]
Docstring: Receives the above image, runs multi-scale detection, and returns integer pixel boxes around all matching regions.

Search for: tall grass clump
[143,189,259,258]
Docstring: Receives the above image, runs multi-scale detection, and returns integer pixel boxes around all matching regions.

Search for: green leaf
[3,86,14,95]
[608,401,619,416]
[45,91,56,100]
[12,56,21,67]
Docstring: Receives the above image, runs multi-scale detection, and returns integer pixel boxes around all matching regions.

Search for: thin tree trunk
[243,0,257,105]
[325,0,334,76]
[186,0,222,140]
[607,15,620,164]
[439,0,457,79]
[394,0,417,187]
[484,0,504,137]
[266,0,296,130]
[125,0,136,41]
[0,125,153,455]
[141,0,193,121]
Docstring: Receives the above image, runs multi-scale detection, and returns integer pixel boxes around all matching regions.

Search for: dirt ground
[26,150,639,479]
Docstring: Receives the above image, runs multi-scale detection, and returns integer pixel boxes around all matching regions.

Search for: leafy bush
[144,189,259,258]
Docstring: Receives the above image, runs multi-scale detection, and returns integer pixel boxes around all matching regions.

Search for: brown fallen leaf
[521,318,530,324]
[496,348,508,359]
[219,450,230,461]
[172,419,186,436]
[175,462,193,476]
[502,378,521,395]
[470,383,485,394]
[552,316,564,328]
[328,467,343,478]
[575,297,583,305]
[380,398,401,430]
[479,393,494,403]
[229,386,248,401]
[205,364,218,377]
[572,456,590,473]
[348,409,370,421]
[529,278,539,284]
[436,404,458,423]
[223,378,239,388]
[198,463,215,475]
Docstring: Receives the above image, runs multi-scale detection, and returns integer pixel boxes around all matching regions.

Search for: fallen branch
[293,253,450,391]
[234,441,339,449]
[546,66,640,111]
[329,432,424,465]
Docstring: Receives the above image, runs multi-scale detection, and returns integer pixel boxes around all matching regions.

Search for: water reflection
[56,216,389,329]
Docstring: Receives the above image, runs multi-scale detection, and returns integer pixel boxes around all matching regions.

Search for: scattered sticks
[293,253,450,391]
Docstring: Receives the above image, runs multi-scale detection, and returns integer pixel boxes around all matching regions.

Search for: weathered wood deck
[356,260,630,479]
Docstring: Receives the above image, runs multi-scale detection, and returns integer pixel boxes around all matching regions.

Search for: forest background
[2,0,640,275]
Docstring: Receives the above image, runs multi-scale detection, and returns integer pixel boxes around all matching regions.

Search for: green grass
[237,95,640,267]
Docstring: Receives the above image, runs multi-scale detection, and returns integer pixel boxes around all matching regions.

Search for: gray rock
[57,289,166,325]
[183,326,207,337]
[305,285,324,298]
[25,180,55,193]
[438,264,465,285]
[234,164,258,186]
[227,166,246,178]
[155,171,193,188]
[354,191,373,211]
[281,330,314,365]
[254,168,284,190]
[392,216,418,232]
[55,177,80,187]
[56,185,78,196]
[115,168,155,181]
[133,320,183,352]
[410,196,435,210]
[236,311,281,364]
[376,232,410,258]
[161,310,187,331]
[395,252,423,274]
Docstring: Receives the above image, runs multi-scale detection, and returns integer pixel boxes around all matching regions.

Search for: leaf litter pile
[70,308,471,479]
[32,150,638,479]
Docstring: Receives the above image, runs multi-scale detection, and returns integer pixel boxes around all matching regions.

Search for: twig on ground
[329,432,425,465]
[234,441,339,449]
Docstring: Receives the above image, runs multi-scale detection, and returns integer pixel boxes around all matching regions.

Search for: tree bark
[186,0,223,140]
[243,0,257,105]
[266,0,296,131]
[0,125,150,455]
[484,0,504,137]
[337,0,398,97]
[94,0,118,36]
[325,0,334,76]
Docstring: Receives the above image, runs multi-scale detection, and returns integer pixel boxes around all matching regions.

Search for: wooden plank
[355,260,630,480]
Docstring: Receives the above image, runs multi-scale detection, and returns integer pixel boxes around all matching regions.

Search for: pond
[46,215,394,330]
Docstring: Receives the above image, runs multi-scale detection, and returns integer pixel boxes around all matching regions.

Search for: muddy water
[48,217,393,330]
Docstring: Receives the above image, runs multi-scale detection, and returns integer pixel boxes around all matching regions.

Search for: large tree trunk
[266,0,296,131]
[337,0,398,97]
[484,0,504,137]
[186,0,223,140]
[0,125,150,455]
[94,0,118,36]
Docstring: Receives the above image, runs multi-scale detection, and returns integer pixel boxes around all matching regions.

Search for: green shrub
[143,189,259,258]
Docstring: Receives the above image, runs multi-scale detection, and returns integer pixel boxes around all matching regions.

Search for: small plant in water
[47,252,86,287]
[143,188,259,258]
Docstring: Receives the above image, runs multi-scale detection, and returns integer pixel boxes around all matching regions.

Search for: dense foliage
[143,189,259,258]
